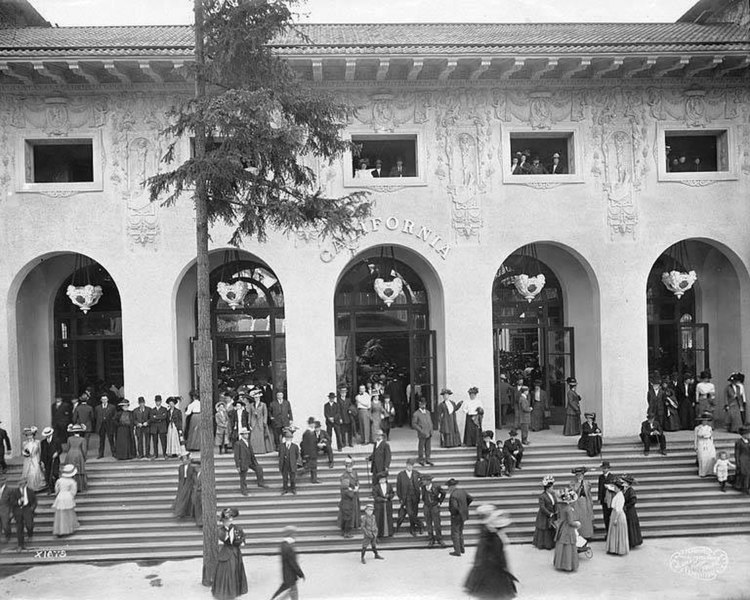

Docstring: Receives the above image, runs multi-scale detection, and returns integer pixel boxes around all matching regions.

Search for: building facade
[2,0,750,451]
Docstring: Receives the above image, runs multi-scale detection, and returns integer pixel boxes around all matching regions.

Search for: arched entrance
[335,248,436,426]
[492,243,601,428]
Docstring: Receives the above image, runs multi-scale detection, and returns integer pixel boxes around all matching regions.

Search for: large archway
[334,245,444,428]
[647,239,746,428]
[492,243,601,429]
[12,253,123,430]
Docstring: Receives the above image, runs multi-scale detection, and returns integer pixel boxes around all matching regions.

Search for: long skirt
[678,399,694,430]
[696,439,716,477]
[532,526,555,550]
[22,457,47,492]
[577,435,602,457]
[625,507,642,548]
[114,426,136,460]
[606,511,629,555]
[553,540,578,571]
[664,411,681,432]
[249,421,275,454]
[727,405,743,433]
[53,508,79,536]
[375,501,394,537]
[530,406,547,431]
[464,418,480,447]
[66,444,88,492]
[186,414,201,451]
[573,496,594,539]
[212,546,248,600]
[173,481,193,518]
[563,415,580,436]
[166,423,182,456]
[439,414,462,448]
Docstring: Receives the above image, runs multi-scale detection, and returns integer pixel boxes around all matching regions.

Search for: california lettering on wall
[320,216,452,263]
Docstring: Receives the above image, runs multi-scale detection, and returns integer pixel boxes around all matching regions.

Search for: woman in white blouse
[695,370,716,421]
[463,386,484,447]
[184,392,201,451]
[354,159,373,179]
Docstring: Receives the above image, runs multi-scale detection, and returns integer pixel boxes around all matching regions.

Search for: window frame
[343,129,427,188]
[501,125,585,185]
[17,130,103,193]
[657,123,737,183]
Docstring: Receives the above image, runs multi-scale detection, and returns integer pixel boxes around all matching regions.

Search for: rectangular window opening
[509,132,574,175]
[351,135,418,178]
[27,139,94,183]
[665,131,728,173]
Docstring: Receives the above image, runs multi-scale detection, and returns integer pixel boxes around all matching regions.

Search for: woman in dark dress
[465,507,518,599]
[437,388,463,448]
[172,452,195,518]
[621,474,643,548]
[114,400,136,460]
[532,476,557,550]
[191,458,203,528]
[553,490,580,572]
[475,430,504,477]
[663,388,682,432]
[563,378,582,436]
[577,413,603,457]
[463,387,483,447]
[212,507,248,600]
[372,471,395,538]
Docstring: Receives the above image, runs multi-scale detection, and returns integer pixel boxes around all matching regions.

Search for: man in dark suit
[502,429,524,475]
[10,479,37,550]
[337,386,355,448]
[387,157,412,177]
[300,418,321,484]
[0,419,10,473]
[234,428,267,494]
[512,377,524,428]
[94,394,117,458]
[647,371,666,428]
[676,372,697,430]
[149,395,169,459]
[421,474,447,548]
[496,373,514,427]
[368,429,392,484]
[447,478,473,556]
[412,399,434,466]
[51,396,72,443]
[278,429,300,495]
[324,392,343,451]
[549,152,566,174]
[597,460,614,532]
[371,159,385,178]
[0,475,12,541]
[269,392,294,450]
[133,396,152,459]
[227,398,250,446]
[72,394,94,440]
[314,421,334,469]
[396,458,423,535]
[271,525,305,600]
[40,427,61,493]
[640,413,667,455]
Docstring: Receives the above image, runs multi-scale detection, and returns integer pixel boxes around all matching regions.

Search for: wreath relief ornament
[661,270,697,299]
[513,274,546,303]
[217,280,251,310]
[66,284,103,314]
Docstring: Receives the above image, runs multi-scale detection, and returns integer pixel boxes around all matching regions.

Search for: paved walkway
[1,534,748,600]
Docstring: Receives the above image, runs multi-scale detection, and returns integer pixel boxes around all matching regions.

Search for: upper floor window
[26,139,93,183]
[509,132,574,175]
[351,134,418,179]
[665,131,728,173]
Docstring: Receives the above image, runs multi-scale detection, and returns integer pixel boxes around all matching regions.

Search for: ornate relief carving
[677,179,717,187]
[37,189,79,198]
[518,181,563,190]
[351,92,418,132]
[10,96,108,136]
[506,89,586,129]
[643,87,737,127]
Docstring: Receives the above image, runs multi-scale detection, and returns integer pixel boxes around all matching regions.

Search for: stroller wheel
[584,547,593,559]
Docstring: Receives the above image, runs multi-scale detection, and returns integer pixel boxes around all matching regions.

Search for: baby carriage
[575,530,593,559]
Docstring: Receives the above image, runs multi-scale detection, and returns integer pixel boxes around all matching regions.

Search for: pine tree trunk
[194,0,218,586]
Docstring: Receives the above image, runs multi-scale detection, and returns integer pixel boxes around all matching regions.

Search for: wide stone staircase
[1,432,748,566]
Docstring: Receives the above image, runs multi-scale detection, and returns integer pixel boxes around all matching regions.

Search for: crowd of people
[352,157,414,178]
[510,150,567,175]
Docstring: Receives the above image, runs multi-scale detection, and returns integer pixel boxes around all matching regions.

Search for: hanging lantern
[374,271,404,307]
[661,270,697,299]
[513,273,546,303]
[661,241,697,299]
[67,254,104,313]
[217,280,251,310]
[66,284,103,314]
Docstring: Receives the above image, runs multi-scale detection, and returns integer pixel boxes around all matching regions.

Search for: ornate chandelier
[661,241,697,299]
[66,254,103,313]
[216,250,253,310]
[367,246,405,307]
[510,244,546,303]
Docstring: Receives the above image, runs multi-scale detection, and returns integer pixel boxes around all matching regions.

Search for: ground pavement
[1,534,748,600]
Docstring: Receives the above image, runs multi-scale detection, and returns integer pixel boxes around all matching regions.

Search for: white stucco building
[2,0,750,452]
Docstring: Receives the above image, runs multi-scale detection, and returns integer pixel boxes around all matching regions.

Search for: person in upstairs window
[549,152,566,174]
[388,157,411,177]
[354,158,373,179]
[527,156,548,174]
[371,159,385,178]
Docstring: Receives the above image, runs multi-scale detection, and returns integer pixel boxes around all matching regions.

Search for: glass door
[410,330,437,429]
[545,327,575,424]
[679,323,709,376]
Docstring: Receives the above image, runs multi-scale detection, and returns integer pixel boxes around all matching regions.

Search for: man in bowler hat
[94,394,117,458]
[421,474,447,548]
[323,392,343,451]
[447,478,473,556]
[279,429,300,495]
[234,428,267,494]
[149,395,169,459]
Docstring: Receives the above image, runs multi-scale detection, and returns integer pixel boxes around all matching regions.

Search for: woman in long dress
[52,464,79,537]
[337,458,361,538]
[569,467,594,539]
[372,471,394,538]
[114,400,136,460]
[191,459,203,528]
[663,389,682,431]
[563,378,581,436]
[369,397,384,443]
[21,426,46,492]
[621,474,643,548]
[184,393,201,451]
[529,380,549,432]
[577,413,603,457]
[64,424,88,492]
[475,431,503,477]
[465,507,518,599]
[553,490,580,572]
[695,371,716,421]
[694,412,717,477]
[165,397,183,457]
[725,373,744,433]
[606,479,629,555]
[437,388,463,447]
[532,476,557,550]
[463,387,483,447]
[172,452,195,518]
[211,507,248,600]
[249,396,274,454]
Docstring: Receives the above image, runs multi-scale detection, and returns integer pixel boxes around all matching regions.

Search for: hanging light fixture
[66,254,103,314]
[661,241,697,299]
[216,250,251,310]
[511,244,546,303]
[368,246,404,307]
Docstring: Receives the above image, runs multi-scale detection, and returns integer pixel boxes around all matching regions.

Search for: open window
[502,127,583,184]
[350,134,418,179]
[658,125,736,182]
[19,133,103,193]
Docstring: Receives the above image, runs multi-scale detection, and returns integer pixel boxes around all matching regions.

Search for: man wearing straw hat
[234,427,267,495]
[271,525,305,600]
[40,426,61,494]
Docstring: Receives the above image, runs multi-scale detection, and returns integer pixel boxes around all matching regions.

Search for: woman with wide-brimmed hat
[165,397,184,457]
[605,478,629,555]
[577,413,603,457]
[694,411,717,477]
[532,476,557,550]
[437,388,463,448]
[553,489,581,571]
[172,451,196,519]
[465,505,518,599]
[114,399,137,460]
[563,378,582,437]
[211,507,248,600]
[21,426,46,492]
[475,430,503,478]
[52,464,79,537]
[724,373,744,433]
[462,387,484,447]
[569,467,594,539]
[64,423,88,492]
[621,473,642,548]
[695,370,716,421]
